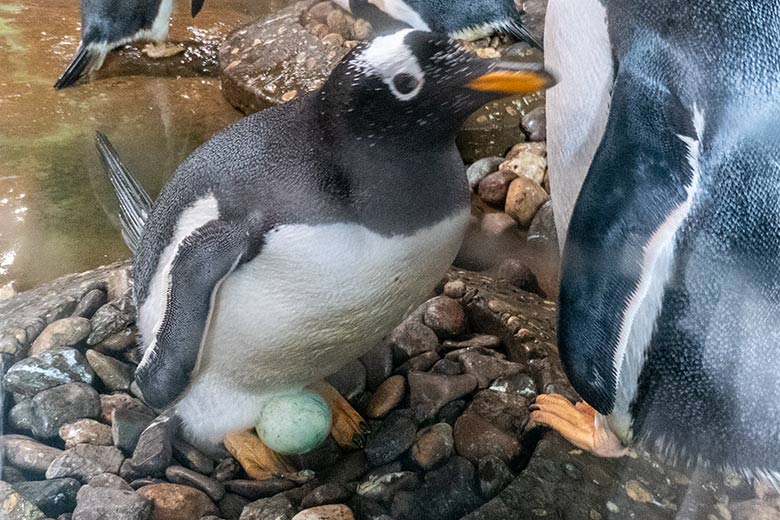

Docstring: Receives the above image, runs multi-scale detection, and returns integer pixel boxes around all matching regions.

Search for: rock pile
[0,264,766,520]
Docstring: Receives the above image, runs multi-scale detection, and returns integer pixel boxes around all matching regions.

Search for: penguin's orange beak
[468,62,556,94]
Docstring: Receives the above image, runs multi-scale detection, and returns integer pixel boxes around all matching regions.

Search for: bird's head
[320,29,556,143]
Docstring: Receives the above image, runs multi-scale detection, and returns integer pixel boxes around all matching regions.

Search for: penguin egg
[256,391,332,455]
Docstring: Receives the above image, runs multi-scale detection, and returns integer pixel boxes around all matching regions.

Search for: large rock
[72,485,152,520]
[46,444,124,482]
[4,347,94,397]
[0,481,47,520]
[1,434,63,475]
[13,478,81,517]
[27,382,101,439]
[136,483,218,520]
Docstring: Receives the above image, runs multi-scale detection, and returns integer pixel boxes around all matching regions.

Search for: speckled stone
[387,321,439,364]
[46,444,124,482]
[0,481,47,520]
[86,349,134,391]
[29,317,92,355]
[136,483,218,520]
[292,504,355,520]
[239,494,295,520]
[30,382,102,439]
[59,419,113,448]
[411,423,454,470]
[13,478,81,517]
[72,485,152,520]
[4,347,94,397]
[1,434,63,475]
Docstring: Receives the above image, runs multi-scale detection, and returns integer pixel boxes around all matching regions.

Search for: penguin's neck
[314,103,470,236]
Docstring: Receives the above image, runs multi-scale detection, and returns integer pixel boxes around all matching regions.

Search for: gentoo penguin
[331,0,542,48]
[54,0,206,89]
[532,0,780,479]
[97,29,554,477]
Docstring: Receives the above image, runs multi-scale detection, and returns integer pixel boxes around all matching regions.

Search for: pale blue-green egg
[256,391,332,455]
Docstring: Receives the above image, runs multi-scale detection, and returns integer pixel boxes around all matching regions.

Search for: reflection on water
[0,0,289,291]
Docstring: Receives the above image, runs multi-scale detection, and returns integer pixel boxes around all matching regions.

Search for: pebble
[436,399,468,426]
[87,296,135,345]
[71,289,108,320]
[466,157,504,189]
[137,483,218,520]
[399,457,482,520]
[113,408,156,453]
[30,382,102,439]
[477,455,514,499]
[292,504,355,520]
[499,152,547,186]
[521,106,546,142]
[100,393,153,424]
[13,478,80,517]
[364,413,417,467]
[423,296,466,339]
[1,434,63,475]
[625,479,653,503]
[359,343,393,391]
[94,328,136,355]
[59,419,113,448]
[387,321,439,364]
[125,412,177,477]
[172,438,215,475]
[88,473,133,491]
[490,373,537,399]
[316,451,369,485]
[4,347,94,397]
[9,395,37,434]
[300,484,352,509]
[480,212,517,237]
[46,444,124,482]
[357,471,418,504]
[408,372,477,422]
[212,457,242,482]
[220,492,250,519]
[527,200,557,244]
[431,358,462,375]
[72,485,152,520]
[165,465,225,502]
[478,170,518,207]
[442,335,501,351]
[365,375,405,419]
[239,494,295,520]
[395,351,439,375]
[506,141,546,159]
[458,351,523,389]
[1,465,27,483]
[494,258,542,295]
[411,423,454,470]
[442,280,466,299]
[225,479,295,501]
[29,318,92,355]
[0,481,47,520]
[504,177,550,228]
[453,413,521,465]
[86,349,134,391]
[325,360,366,402]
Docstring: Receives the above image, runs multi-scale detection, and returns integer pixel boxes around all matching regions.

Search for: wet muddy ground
[0,0,290,292]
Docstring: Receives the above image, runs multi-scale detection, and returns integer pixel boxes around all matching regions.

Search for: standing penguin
[55,0,207,89]
[98,29,554,477]
[533,0,780,478]
[331,0,542,48]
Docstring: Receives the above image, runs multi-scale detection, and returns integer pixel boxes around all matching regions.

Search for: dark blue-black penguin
[98,29,554,475]
[534,0,780,478]
[55,0,206,89]
[332,0,542,48]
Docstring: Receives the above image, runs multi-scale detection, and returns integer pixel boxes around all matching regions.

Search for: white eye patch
[355,29,425,101]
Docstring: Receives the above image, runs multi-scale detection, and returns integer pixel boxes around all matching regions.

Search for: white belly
[195,210,470,391]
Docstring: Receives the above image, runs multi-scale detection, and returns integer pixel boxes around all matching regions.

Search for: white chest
[198,210,470,389]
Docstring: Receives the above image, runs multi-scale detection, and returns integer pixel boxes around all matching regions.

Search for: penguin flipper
[191,0,206,17]
[54,43,105,89]
[95,132,153,254]
[135,220,247,409]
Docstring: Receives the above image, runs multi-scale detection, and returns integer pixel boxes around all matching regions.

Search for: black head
[319,30,555,145]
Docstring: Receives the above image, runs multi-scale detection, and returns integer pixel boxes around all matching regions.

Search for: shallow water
[0,0,290,292]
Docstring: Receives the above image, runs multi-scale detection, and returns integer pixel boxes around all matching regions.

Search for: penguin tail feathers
[54,43,104,89]
[191,0,206,17]
[503,19,544,51]
[95,131,153,253]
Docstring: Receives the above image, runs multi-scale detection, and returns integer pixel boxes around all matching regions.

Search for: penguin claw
[310,381,368,450]
[529,394,628,458]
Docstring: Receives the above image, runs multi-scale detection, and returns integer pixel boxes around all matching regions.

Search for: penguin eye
[392,73,421,96]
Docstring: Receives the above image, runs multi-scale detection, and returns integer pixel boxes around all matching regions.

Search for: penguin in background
[331,0,543,49]
[55,0,208,89]
[97,29,554,477]
[534,0,780,481]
